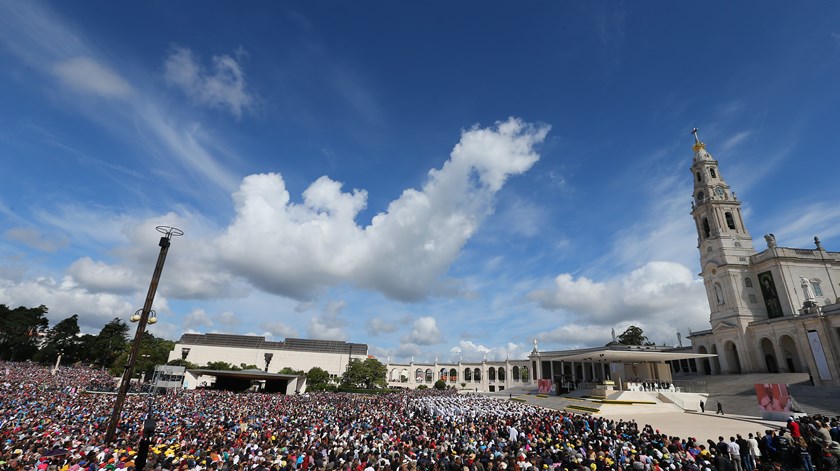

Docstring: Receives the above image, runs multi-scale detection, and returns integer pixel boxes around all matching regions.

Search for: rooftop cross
[691,128,700,144]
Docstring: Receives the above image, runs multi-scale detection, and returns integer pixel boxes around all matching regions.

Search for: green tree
[615,325,655,346]
[306,366,331,390]
[88,318,129,369]
[433,379,447,390]
[167,358,197,368]
[0,304,49,361]
[35,314,81,364]
[109,332,175,379]
[204,361,240,370]
[278,367,305,375]
[240,363,260,370]
[341,358,387,389]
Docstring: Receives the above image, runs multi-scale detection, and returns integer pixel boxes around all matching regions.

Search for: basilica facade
[686,132,840,386]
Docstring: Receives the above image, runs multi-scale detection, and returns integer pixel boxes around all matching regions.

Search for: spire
[691,128,705,151]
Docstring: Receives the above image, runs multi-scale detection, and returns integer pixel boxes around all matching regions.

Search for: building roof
[177,333,368,355]
[187,368,304,380]
[538,347,716,363]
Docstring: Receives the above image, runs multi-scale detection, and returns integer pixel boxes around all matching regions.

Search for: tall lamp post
[104,225,183,444]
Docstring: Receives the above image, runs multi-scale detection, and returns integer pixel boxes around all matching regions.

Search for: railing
[657,391,687,410]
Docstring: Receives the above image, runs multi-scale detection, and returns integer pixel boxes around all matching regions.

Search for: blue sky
[1,1,839,363]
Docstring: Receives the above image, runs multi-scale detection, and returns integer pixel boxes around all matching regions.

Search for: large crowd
[1,362,839,471]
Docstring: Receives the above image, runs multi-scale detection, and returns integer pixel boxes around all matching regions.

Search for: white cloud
[183,308,213,329]
[450,340,524,362]
[4,227,68,252]
[216,311,241,327]
[404,316,442,346]
[530,261,708,344]
[216,117,549,301]
[260,321,298,340]
[366,317,398,335]
[307,300,347,340]
[0,276,135,332]
[164,46,254,118]
[52,57,133,98]
[66,257,141,294]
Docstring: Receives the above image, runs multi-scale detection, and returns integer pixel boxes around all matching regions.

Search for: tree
[0,304,49,361]
[167,358,197,369]
[306,366,331,390]
[433,379,447,390]
[341,358,387,389]
[109,332,175,379]
[204,361,240,371]
[615,325,655,346]
[277,367,305,375]
[240,363,259,370]
[35,314,81,364]
[86,318,129,369]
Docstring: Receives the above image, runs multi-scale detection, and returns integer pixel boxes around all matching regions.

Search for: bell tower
[689,129,762,328]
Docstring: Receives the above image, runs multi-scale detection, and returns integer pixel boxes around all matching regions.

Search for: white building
[686,131,840,385]
[168,333,369,380]
[385,358,532,393]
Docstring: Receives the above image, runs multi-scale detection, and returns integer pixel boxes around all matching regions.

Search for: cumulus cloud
[307,300,347,340]
[52,57,133,98]
[0,276,134,332]
[529,261,708,344]
[450,340,524,362]
[366,317,398,336]
[404,316,442,346]
[164,46,254,118]
[216,117,549,301]
[66,257,141,294]
[183,309,213,329]
[260,321,298,340]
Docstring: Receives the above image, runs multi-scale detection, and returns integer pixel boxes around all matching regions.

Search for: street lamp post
[104,226,182,444]
[52,349,64,376]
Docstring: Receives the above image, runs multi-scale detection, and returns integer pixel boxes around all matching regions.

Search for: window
[745,278,753,288]
[702,218,711,238]
[709,168,717,178]
[725,212,736,229]
[697,191,705,202]
[813,281,823,297]
[696,172,702,182]
[749,294,757,304]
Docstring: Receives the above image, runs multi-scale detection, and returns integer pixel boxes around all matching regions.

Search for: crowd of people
[1,362,839,471]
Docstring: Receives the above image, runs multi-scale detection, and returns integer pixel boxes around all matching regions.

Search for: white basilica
[685,131,840,386]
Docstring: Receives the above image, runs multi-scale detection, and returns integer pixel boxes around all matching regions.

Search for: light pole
[104,225,182,444]
[52,349,64,376]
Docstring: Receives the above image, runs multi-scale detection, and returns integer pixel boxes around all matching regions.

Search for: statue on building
[410,356,414,363]
[532,337,539,353]
[815,236,823,250]
[801,277,816,302]
[764,233,776,248]
[611,328,616,343]
[677,332,682,347]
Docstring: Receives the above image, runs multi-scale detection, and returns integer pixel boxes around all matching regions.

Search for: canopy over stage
[532,345,717,389]
[185,368,307,394]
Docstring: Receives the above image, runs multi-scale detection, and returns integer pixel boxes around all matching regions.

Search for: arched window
[465,368,472,381]
[488,367,496,381]
[696,172,702,182]
[745,278,753,288]
[812,280,823,297]
[449,368,457,382]
[697,191,705,202]
[725,212,736,229]
[521,366,529,381]
[425,369,433,382]
[512,366,520,381]
[415,368,423,382]
[498,367,506,381]
[473,368,481,382]
[439,368,447,380]
[702,218,711,238]
[709,168,717,178]
[714,283,725,305]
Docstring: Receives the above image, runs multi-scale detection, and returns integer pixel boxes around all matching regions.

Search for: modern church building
[685,131,840,386]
